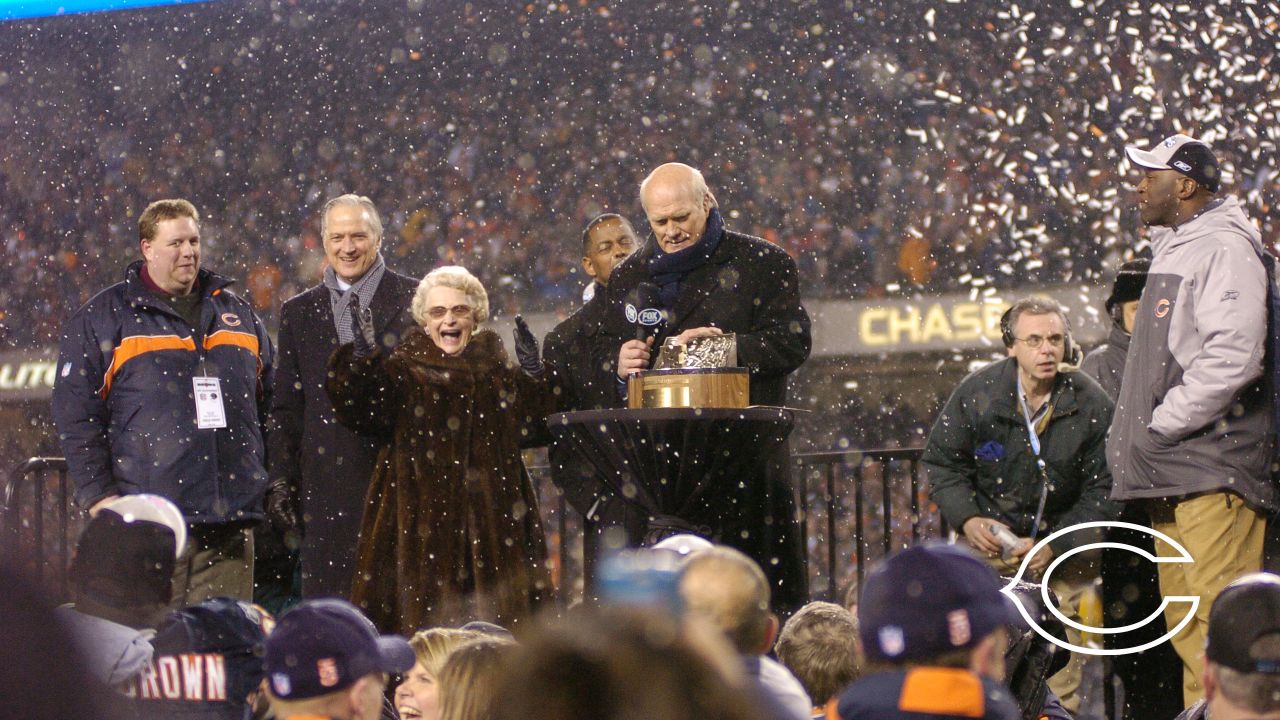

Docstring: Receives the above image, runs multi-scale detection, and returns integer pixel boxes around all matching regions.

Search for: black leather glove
[349,298,377,358]
[264,479,301,550]
[513,315,544,377]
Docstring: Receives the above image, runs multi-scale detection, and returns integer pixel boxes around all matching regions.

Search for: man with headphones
[922,296,1121,714]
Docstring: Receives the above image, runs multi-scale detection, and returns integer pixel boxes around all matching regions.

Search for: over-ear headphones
[999,305,1017,348]
[1000,299,1081,368]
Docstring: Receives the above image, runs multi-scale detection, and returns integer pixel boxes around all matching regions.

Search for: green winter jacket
[923,358,1121,557]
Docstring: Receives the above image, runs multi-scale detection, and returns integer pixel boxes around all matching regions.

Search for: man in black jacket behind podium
[598,162,813,614]
[543,213,645,584]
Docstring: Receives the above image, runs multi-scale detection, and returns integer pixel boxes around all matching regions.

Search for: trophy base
[626,368,749,409]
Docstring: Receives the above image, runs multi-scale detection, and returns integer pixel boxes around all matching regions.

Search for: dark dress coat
[595,228,813,614]
[267,270,418,598]
[1079,322,1130,401]
[326,327,552,635]
[598,230,812,406]
[545,286,622,418]
[543,286,647,581]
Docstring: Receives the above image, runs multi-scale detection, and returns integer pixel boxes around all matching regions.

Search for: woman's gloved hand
[513,315,544,377]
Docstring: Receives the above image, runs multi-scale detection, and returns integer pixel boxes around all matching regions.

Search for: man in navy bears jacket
[53,198,274,608]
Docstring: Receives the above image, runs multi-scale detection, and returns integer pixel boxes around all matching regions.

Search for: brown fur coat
[326,327,552,635]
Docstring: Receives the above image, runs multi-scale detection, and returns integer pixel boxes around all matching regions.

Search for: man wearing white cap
[1108,133,1275,706]
[57,495,187,690]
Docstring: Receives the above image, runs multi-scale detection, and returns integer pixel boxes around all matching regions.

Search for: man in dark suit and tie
[267,194,419,599]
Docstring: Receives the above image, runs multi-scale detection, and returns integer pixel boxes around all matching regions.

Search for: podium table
[547,407,795,544]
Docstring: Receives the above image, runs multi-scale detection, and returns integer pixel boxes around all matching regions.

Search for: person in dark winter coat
[52,198,273,607]
[544,213,646,584]
[1109,134,1274,706]
[923,296,1120,713]
[268,194,419,601]
[1082,257,1182,720]
[1080,258,1149,399]
[326,266,553,635]
[599,163,812,616]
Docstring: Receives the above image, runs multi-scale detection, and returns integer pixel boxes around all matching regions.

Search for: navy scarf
[648,207,724,309]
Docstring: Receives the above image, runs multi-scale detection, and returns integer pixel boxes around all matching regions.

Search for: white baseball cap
[652,533,713,556]
[103,494,187,558]
[1125,133,1221,192]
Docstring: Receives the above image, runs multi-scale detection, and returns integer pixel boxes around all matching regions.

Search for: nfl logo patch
[318,658,340,687]
[271,672,292,697]
[878,625,906,657]
[947,609,972,646]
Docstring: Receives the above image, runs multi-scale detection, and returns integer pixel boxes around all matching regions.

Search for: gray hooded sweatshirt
[1107,196,1275,509]
[56,605,155,688]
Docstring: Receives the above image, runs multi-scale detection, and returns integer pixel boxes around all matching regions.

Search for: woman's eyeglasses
[427,305,472,320]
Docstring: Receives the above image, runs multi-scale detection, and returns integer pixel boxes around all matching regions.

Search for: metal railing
[3,457,79,601]
[7,450,938,606]
[791,447,938,602]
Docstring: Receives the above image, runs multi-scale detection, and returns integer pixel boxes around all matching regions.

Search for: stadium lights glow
[0,0,208,21]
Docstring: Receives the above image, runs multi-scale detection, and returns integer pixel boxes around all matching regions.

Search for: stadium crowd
[5,1,1280,719]
[1,0,1277,349]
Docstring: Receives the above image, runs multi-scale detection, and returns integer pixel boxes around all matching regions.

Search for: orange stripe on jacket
[898,667,985,718]
[99,335,196,398]
[205,329,263,376]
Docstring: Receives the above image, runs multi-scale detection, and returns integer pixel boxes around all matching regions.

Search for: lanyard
[1016,376,1051,542]
[1016,376,1045,456]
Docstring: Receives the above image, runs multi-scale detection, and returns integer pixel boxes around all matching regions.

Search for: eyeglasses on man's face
[1014,334,1066,349]
[427,304,472,320]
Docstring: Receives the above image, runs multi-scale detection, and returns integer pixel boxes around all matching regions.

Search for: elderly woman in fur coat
[326,265,553,635]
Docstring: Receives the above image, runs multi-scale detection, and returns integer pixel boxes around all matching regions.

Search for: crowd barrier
[6,449,938,605]
[3,457,79,602]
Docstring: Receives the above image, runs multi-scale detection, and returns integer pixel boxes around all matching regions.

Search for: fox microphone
[626,282,667,342]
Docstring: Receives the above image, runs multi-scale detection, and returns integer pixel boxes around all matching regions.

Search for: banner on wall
[0,349,57,402]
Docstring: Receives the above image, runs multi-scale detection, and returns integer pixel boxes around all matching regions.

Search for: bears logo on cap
[947,609,972,646]
[271,673,291,697]
[318,658,339,687]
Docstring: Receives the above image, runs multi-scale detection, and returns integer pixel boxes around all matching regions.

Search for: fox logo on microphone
[638,308,663,326]
[626,303,664,326]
